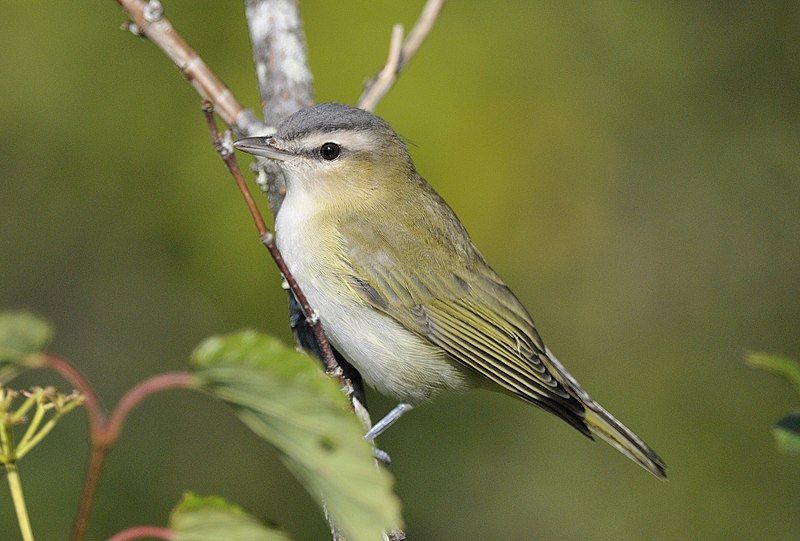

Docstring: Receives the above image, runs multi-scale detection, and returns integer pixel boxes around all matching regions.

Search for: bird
[234,102,666,479]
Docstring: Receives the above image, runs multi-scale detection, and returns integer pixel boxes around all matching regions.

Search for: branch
[359,25,405,114]
[112,0,362,421]
[69,369,196,541]
[71,446,108,541]
[358,0,446,111]
[243,0,315,214]
[202,105,353,399]
[95,3,409,538]
[115,0,266,136]
[244,0,314,128]
[241,1,373,436]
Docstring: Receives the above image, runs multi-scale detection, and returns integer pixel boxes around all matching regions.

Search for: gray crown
[276,102,396,141]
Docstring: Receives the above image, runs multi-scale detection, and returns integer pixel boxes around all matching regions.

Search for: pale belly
[275,201,469,404]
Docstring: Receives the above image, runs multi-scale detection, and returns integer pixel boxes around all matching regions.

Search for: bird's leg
[364,402,414,441]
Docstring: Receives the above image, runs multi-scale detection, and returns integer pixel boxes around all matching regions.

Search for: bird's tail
[583,404,666,479]
[544,348,667,479]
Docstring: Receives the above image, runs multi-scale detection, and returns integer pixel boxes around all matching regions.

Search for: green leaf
[170,492,290,541]
[773,413,800,454]
[0,312,53,382]
[745,351,800,394]
[191,330,402,541]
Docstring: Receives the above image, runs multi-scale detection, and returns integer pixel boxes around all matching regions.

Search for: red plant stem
[103,372,197,445]
[201,103,350,388]
[40,354,105,435]
[68,372,197,541]
[70,445,108,541]
[259,232,340,375]
[33,354,197,541]
[200,106,310,339]
[107,525,175,541]
[202,103,268,236]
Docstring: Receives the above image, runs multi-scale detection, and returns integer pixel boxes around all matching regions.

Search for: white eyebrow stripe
[297,130,379,152]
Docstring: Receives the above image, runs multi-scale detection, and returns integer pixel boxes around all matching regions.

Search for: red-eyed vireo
[234,103,666,478]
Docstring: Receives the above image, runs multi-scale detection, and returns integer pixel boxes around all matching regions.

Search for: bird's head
[234,103,414,199]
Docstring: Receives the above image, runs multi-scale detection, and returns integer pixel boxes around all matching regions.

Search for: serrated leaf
[191,330,402,541]
[0,312,53,382]
[746,351,800,394]
[773,412,800,454]
[170,492,289,541]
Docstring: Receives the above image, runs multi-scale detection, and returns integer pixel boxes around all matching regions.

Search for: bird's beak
[233,137,292,161]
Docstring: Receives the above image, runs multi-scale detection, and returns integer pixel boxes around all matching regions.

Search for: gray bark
[244,0,314,214]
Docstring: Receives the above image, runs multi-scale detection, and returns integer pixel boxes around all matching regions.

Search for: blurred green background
[2,1,799,539]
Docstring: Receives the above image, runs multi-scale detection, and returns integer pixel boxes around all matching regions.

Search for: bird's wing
[337,204,590,435]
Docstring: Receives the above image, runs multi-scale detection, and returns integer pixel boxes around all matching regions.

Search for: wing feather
[329,175,665,475]
[421,304,542,395]
[338,207,589,434]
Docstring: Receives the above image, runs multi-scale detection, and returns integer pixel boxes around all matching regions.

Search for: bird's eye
[320,142,341,161]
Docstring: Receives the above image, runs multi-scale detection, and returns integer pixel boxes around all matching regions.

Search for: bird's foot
[372,447,392,466]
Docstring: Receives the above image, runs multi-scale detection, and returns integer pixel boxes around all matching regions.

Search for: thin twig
[107,525,175,541]
[114,0,266,136]
[358,0,447,111]
[201,105,352,396]
[241,1,370,430]
[358,25,404,113]
[202,104,269,236]
[399,0,447,71]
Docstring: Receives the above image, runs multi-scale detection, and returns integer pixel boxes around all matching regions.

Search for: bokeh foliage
[191,331,402,539]
[0,312,52,382]
[1,1,799,539]
[169,493,290,541]
[170,493,290,541]
[0,313,402,539]
[747,352,800,454]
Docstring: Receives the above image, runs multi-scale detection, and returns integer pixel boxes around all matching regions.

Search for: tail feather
[583,405,667,479]
[544,348,667,479]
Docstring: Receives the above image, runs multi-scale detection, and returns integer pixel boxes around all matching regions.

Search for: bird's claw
[372,447,392,466]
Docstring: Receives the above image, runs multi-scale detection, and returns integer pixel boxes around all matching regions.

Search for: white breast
[274,189,469,404]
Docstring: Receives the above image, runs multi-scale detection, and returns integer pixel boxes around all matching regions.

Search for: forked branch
[358,0,447,111]
[36,352,197,541]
